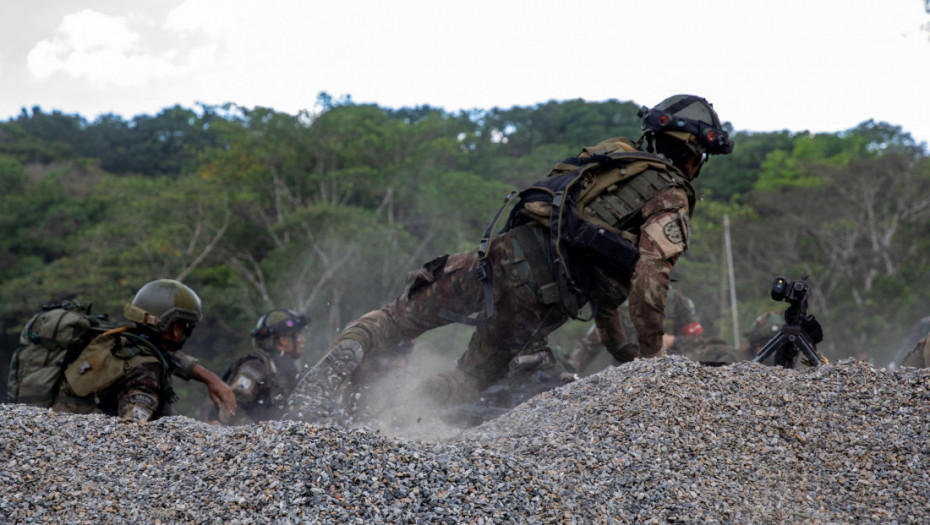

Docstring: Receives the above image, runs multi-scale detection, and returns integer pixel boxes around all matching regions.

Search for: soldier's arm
[191,362,237,416]
[117,361,164,422]
[567,324,602,370]
[593,307,639,363]
[167,350,199,380]
[218,358,267,425]
[628,187,691,357]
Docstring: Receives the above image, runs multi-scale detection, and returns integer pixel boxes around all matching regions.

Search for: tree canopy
[1,98,927,415]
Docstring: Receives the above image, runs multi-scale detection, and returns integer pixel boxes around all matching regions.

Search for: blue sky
[2,0,929,145]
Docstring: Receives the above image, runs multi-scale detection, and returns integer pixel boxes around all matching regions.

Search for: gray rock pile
[2,356,928,524]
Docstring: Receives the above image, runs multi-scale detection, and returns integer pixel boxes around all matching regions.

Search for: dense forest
[2,95,929,415]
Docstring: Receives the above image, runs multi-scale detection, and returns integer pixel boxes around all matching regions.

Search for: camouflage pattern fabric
[286,137,698,423]
[568,286,703,373]
[899,334,930,368]
[669,335,745,364]
[629,186,692,357]
[217,351,300,425]
[52,339,169,422]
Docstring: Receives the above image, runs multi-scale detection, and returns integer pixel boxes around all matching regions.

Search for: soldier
[286,94,734,423]
[53,279,236,422]
[897,333,930,368]
[888,316,930,369]
[201,309,309,425]
[566,286,706,374]
[744,311,783,361]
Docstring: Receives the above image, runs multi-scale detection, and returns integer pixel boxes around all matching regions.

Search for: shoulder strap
[112,328,179,405]
[439,190,518,326]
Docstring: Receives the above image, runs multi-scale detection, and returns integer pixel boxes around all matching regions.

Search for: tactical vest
[511,138,694,315]
[517,137,696,239]
[226,350,299,420]
[452,137,695,325]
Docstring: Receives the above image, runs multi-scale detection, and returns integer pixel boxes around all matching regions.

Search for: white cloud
[26,8,181,88]
[5,1,927,144]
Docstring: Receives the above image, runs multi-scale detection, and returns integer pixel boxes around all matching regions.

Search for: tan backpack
[7,301,112,407]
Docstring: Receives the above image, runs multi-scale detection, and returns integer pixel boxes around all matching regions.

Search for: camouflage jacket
[52,330,179,422]
[219,350,300,425]
[287,136,699,421]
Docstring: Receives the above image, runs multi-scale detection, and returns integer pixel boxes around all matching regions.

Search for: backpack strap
[112,328,179,405]
[439,190,518,326]
[547,179,596,322]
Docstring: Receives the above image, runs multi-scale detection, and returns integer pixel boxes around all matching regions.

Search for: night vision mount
[637,96,734,155]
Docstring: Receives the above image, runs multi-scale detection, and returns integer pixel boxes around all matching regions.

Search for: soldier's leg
[287,251,489,421]
[423,230,568,405]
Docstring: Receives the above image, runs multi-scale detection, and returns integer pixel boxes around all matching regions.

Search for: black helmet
[638,95,734,156]
[251,309,310,342]
[124,279,202,344]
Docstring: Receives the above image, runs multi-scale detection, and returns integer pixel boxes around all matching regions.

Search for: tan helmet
[124,279,202,340]
[638,95,734,156]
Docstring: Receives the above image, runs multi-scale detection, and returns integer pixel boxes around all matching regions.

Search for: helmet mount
[638,95,734,156]
[251,309,310,341]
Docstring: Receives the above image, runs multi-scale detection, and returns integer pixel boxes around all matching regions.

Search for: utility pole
[724,214,740,349]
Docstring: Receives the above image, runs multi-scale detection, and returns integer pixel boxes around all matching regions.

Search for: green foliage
[1,98,929,416]
[700,130,795,200]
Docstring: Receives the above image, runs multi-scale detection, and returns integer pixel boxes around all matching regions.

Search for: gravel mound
[2,356,928,524]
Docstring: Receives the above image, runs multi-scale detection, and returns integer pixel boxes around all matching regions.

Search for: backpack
[7,300,113,407]
[446,137,692,325]
[503,138,690,316]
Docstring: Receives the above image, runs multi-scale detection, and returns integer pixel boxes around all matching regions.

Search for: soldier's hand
[801,351,830,367]
[210,380,237,415]
[606,341,640,363]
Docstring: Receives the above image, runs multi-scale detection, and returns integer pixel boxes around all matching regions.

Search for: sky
[1,0,929,145]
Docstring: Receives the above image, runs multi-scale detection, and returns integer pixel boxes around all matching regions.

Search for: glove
[606,341,640,363]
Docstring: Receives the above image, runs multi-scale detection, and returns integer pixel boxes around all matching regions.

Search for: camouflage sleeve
[167,350,199,381]
[226,358,265,405]
[629,187,691,357]
[117,360,164,422]
[593,307,638,363]
[924,336,930,368]
[900,335,930,368]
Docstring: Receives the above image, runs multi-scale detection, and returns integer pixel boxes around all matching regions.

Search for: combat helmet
[638,95,734,157]
[124,279,202,349]
[251,309,310,351]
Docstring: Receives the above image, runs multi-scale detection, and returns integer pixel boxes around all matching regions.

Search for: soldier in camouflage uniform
[286,94,734,423]
[898,333,930,368]
[200,309,309,425]
[744,311,784,362]
[53,279,236,422]
[567,286,707,374]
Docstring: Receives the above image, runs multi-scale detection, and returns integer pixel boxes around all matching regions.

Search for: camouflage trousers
[286,225,576,421]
